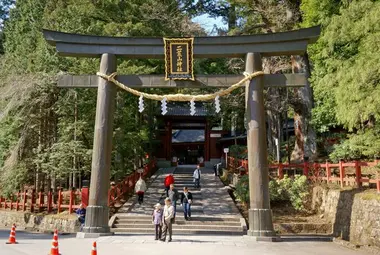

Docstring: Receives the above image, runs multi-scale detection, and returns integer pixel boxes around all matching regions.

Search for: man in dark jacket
[180,187,193,220]
[168,184,179,218]
[76,203,86,231]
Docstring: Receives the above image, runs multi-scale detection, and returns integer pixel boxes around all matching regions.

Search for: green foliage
[235,175,249,204]
[329,127,380,161]
[229,145,247,159]
[303,0,380,159]
[269,175,309,211]
[300,0,344,28]
[235,174,309,211]
[0,0,205,194]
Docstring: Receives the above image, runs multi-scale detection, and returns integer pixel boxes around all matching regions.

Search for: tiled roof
[157,102,209,116]
[172,130,205,143]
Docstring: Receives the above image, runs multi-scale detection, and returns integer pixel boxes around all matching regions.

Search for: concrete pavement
[0,230,370,255]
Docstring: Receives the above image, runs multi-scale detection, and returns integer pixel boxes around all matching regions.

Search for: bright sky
[192,14,227,35]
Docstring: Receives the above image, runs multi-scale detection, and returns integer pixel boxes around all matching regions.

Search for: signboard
[210,133,222,138]
[164,38,194,81]
[224,148,229,153]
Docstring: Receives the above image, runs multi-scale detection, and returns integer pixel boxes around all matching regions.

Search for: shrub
[270,174,309,211]
[235,174,310,211]
[235,175,249,204]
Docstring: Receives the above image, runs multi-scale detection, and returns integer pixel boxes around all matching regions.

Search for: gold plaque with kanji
[164,38,194,81]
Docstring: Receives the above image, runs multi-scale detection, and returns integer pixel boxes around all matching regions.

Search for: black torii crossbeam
[43,26,320,239]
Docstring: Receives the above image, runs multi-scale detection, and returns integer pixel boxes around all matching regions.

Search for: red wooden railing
[228,157,380,192]
[0,188,82,214]
[0,159,157,214]
[108,159,157,206]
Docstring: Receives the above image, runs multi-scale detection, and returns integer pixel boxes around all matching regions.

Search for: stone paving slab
[0,231,370,255]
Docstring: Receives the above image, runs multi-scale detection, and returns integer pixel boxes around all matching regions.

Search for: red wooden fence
[228,157,380,192]
[0,189,82,214]
[108,159,157,206]
[0,159,157,214]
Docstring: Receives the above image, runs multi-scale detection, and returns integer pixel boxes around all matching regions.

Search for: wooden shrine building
[154,102,225,166]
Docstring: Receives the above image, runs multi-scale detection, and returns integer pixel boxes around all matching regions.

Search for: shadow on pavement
[0,230,76,240]
[279,235,333,242]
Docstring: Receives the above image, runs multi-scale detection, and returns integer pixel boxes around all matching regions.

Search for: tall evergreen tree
[0,0,204,194]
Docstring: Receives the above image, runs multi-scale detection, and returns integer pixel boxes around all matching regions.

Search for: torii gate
[43,26,320,239]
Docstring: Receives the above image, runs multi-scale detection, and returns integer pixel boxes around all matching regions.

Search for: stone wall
[0,211,80,233]
[312,186,380,248]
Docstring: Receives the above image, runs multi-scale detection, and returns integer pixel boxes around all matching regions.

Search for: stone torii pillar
[245,52,277,240]
[80,53,117,237]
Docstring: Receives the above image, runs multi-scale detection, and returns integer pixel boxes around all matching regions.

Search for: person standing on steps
[164,174,175,197]
[193,165,201,188]
[180,187,193,221]
[161,198,174,242]
[135,176,147,205]
[152,203,163,240]
[168,184,179,220]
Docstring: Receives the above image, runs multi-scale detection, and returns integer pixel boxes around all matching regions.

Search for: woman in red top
[164,174,174,197]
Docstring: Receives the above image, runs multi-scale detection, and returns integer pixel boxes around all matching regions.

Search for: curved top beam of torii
[43,26,320,58]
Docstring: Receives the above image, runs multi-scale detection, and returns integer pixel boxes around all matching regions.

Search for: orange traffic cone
[48,230,60,255]
[91,241,97,255]
[6,224,18,244]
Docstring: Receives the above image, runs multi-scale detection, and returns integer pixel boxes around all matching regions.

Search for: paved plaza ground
[0,230,370,255]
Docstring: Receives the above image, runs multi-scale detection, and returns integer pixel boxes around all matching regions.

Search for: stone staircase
[110,166,246,235]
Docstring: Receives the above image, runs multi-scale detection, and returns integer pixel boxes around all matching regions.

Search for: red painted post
[38,192,43,212]
[57,189,62,213]
[22,190,27,211]
[81,187,89,207]
[339,161,344,188]
[303,161,309,177]
[16,191,20,211]
[355,160,362,188]
[326,161,331,183]
[31,189,35,212]
[108,188,111,206]
[47,190,52,213]
[0,196,2,209]
[10,194,13,210]
[278,163,284,179]
[69,189,74,214]
[377,179,380,193]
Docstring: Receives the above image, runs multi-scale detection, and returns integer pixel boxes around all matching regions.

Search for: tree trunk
[276,113,282,163]
[73,91,78,188]
[266,109,274,158]
[228,4,237,31]
[291,54,317,162]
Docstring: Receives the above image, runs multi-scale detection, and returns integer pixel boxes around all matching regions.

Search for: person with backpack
[135,176,147,204]
[193,165,201,188]
[164,174,175,197]
[180,187,193,220]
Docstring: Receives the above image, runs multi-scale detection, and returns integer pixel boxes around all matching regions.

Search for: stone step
[111,228,244,235]
[113,224,243,231]
[115,215,241,222]
[114,219,242,226]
